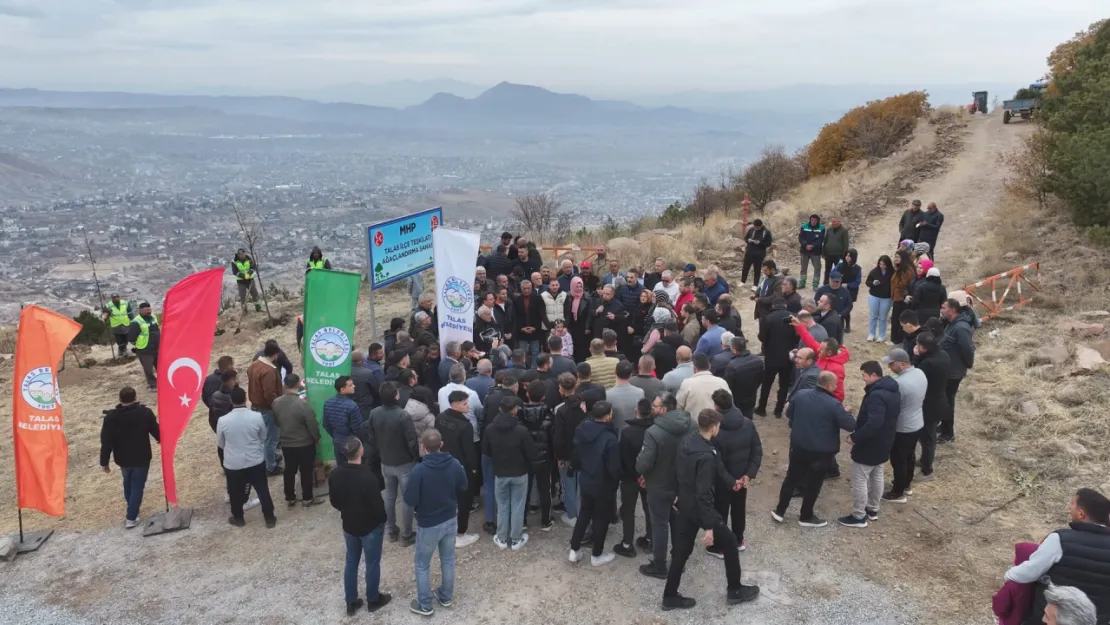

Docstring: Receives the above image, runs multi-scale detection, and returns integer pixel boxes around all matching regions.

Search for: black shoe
[753,407,767,417]
[727,585,761,605]
[613,542,636,558]
[286,499,298,508]
[837,514,868,528]
[265,517,277,529]
[302,497,325,508]
[346,598,365,616]
[388,531,400,543]
[228,516,245,527]
[662,594,697,611]
[705,545,724,559]
[640,563,668,580]
[798,515,827,528]
[636,535,652,550]
[773,411,783,419]
[400,534,416,547]
[865,508,879,522]
[937,435,955,444]
[553,501,566,513]
[528,504,540,514]
[483,522,496,535]
[367,593,392,613]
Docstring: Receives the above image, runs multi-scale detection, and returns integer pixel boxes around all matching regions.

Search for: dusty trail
[0,114,1032,625]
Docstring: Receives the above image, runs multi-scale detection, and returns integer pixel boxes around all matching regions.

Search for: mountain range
[0,82,737,130]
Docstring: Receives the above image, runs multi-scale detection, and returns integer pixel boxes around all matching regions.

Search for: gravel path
[0,491,925,625]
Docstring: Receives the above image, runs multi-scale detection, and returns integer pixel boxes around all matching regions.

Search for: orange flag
[12,305,82,517]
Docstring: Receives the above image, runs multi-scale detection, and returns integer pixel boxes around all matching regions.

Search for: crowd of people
[90,210,1109,622]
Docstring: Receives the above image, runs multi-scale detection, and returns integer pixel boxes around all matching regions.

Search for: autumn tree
[807,91,930,176]
[1045,19,1108,90]
[688,179,717,226]
[738,145,807,212]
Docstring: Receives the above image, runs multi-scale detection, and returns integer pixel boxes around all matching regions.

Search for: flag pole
[17,508,23,544]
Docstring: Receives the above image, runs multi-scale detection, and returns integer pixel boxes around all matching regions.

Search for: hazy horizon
[1,0,1105,97]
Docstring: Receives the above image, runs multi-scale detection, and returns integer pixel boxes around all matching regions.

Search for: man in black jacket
[547,335,577,378]
[615,398,654,558]
[551,374,587,526]
[709,391,762,555]
[368,382,420,545]
[756,297,795,417]
[482,396,538,550]
[591,285,628,342]
[651,321,684,378]
[435,391,480,546]
[576,362,607,411]
[663,408,760,611]
[518,381,554,531]
[569,401,621,567]
[838,362,900,528]
[723,336,764,418]
[773,372,856,528]
[898,199,922,244]
[485,244,514,281]
[349,350,380,418]
[815,294,844,345]
[741,219,772,285]
[913,333,952,479]
[513,280,545,367]
[938,298,976,442]
[202,355,234,410]
[99,386,161,528]
[635,392,693,579]
[328,437,392,615]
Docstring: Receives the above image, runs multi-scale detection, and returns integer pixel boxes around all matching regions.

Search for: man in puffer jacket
[723,336,764,418]
[797,214,826,290]
[938,298,976,443]
[568,401,621,566]
[837,361,899,528]
[709,390,762,553]
[517,380,555,531]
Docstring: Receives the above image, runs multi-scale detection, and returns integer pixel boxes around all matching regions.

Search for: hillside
[2,109,1109,625]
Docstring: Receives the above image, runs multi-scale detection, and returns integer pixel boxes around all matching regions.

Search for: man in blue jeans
[482,395,538,550]
[404,428,468,616]
[98,386,161,528]
[328,437,392,616]
[368,381,419,545]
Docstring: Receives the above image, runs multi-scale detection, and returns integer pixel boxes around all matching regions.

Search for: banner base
[16,529,53,553]
[142,508,193,537]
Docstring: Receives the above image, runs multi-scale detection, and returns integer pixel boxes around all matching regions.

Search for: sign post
[365,207,443,338]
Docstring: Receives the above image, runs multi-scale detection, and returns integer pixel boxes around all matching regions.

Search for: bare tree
[231,204,274,324]
[80,227,107,312]
[718,168,735,217]
[688,178,718,226]
[511,192,564,244]
[738,145,807,213]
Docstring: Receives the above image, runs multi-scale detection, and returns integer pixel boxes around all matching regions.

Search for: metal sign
[365,207,443,290]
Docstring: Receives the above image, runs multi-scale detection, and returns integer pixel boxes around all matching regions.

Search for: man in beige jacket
[676,353,730,421]
[585,339,620,390]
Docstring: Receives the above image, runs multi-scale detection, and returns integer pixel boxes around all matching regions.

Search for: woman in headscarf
[563,276,592,362]
[641,307,673,355]
[916,256,934,279]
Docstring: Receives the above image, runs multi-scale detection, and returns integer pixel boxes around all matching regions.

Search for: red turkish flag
[157,268,224,506]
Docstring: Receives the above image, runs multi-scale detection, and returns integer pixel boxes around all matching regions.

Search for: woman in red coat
[792,320,849,403]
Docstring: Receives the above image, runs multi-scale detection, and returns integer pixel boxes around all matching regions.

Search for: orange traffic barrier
[962,262,1041,321]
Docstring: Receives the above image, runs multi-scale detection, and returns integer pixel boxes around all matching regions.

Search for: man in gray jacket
[630,355,665,400]
[217,388,277,528]
[661,346,695,394]
[272,374,323,507]
[369,381,420,545]
[606,361,645,430]
[938,298,976,443]
[882,349,927,502]
[635,392,693,579]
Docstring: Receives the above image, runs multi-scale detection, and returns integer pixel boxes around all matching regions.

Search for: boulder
[1090,341,1110,362]
[1057,320,1105,338]
[1074,346,1107,371]
[604,237,641,261]
[1034,342,1070,366]
[0,535,13,562]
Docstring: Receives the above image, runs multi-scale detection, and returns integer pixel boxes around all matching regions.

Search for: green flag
[303,269,361,462]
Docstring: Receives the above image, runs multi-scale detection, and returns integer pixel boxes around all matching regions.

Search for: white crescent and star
[167,357,203,407]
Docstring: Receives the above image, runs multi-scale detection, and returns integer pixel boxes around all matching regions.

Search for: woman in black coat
[563,276,593,362]
[911,268,947,323]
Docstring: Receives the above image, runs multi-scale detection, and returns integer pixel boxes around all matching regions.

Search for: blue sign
[366,207,443,290]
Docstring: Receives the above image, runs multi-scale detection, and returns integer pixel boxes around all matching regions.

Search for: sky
[0,0,1106,97]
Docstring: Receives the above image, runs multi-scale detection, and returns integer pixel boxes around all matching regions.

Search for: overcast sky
[0,0,1105,96]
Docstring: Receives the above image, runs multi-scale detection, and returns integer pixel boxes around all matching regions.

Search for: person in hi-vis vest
[231,248,262,313]
[306,246,332,274]
[103,293,134,358]
[127,302,160,391]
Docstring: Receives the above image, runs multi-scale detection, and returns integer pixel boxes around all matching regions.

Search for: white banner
[433,227,481,358]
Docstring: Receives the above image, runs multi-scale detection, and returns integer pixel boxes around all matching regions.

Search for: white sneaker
[493,535,509,550]
[124,519,139,529]
[591,552,616,567]
[455,533,479,548]
[568,549,582,563]
[243,498,261,511]
[560,514,577,527]
[510,533,529,551]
